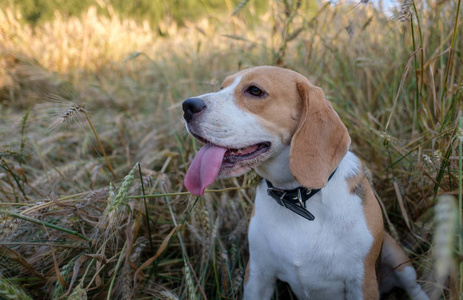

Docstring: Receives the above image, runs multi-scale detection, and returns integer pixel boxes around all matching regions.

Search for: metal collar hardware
[266,169,336,221]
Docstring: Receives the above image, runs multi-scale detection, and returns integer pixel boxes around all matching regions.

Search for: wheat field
[0,0,462,299]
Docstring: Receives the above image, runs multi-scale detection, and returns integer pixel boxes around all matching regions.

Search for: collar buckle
[297,189,306,208]
[267,186,285,194]
[264,168,337,222]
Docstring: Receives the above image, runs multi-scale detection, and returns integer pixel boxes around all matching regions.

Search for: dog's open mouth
[222,142,270,167]
[184,139,271,195]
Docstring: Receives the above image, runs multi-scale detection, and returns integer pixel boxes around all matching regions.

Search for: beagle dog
[182,66,428,300]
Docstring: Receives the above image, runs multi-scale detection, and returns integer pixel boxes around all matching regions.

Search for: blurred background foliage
[1,0,276,27]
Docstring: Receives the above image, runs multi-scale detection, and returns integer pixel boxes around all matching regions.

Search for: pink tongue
[185,144,227,195]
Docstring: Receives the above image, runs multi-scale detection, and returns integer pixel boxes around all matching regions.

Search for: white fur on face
[186,76,273,147]
[185,76,284,177]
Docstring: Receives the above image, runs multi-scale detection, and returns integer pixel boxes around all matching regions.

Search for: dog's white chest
[246,179,373,299]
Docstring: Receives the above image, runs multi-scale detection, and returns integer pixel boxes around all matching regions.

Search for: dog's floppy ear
[289,82,351,189]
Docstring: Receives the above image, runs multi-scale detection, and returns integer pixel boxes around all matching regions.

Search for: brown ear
[289,82,351,189]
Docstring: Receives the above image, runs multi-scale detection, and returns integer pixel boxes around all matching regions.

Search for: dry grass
[0,0,462,299]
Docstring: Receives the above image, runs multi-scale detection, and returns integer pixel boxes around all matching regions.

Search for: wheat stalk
[184,263,197,300]
[159,290,179,300]
[82,110,117,180]
[53,256,78,299]
[60,104,87,123]
[68,282,87,300]
[398,0,412,22]
[0,277,32,300]
[120,260,133,299]
[433,195,458,283]
[232,0,251,16]
[107,163,137,212]
[56,103,116,180]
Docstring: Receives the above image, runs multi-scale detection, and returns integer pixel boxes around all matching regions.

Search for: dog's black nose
[182,98,206,122]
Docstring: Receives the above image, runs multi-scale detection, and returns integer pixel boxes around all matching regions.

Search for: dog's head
[182,66,351,195]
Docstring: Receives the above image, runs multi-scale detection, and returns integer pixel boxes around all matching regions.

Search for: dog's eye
[246,85,265,97]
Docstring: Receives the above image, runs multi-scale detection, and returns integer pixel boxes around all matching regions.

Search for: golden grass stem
[137,163,154,255]
[387,127,455,169]
[411,2,425,100]
[126,186,251,199]
[162,193,207,299]
[0,158,28,200]
[20,108,30,166]
[385,47,417,131]
[440,0,461,121]
[409,10,434,128]
[20,192,91,214]
[107,242,127,300]
[83,112,116,180]
[32,141,50,183]
[174,132,188,173]
[82,239,113,291]
[0,242,85,248]
[212,244,220,298]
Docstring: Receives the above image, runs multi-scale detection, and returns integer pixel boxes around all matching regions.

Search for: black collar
[266,170,337,221]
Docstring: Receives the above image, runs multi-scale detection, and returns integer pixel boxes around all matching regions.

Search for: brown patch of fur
[361,182,383,299]
[381,232,412,272]
[346,164,368,200]
[222,67,303,145]
[223,66,350,189]
[244,205,255,286]
[289,82,351,189]
[347,163,384,299]
[244,261,250,285]
[353,181,366,201]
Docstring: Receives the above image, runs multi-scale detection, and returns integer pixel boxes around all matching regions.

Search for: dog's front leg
[243,261,276,300]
